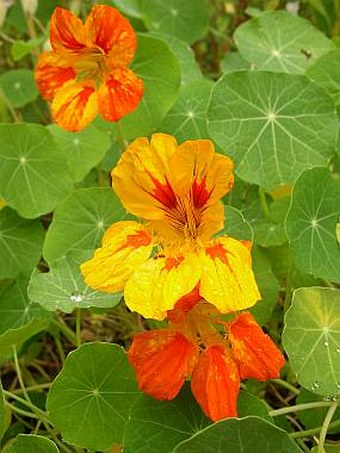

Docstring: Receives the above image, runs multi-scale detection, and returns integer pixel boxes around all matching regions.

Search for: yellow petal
[80,221,153,293]
[124,253,201,320]
[199,237,261,313]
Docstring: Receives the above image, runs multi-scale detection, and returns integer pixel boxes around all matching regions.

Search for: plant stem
[11,383,52,394]
[272,378,300,395]
[51,318,78,347]
[5,401,39,419]
[76,309,82,348]
[116,121,128,152]
[3,390,48,421]
[290,419,340,439]
[12,346,30,402]
[318,401,338,453]
[270,401,334,417]
[259,187,272,221]
[283,263,294,313]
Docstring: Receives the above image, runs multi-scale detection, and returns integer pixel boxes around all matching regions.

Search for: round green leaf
[48,125,111,183]
[140,0,209,43]
[124,384,211,453]
[306,49,340,109]
[0,70,38,108]
[3,434,59,453]
[43,187,127,266]
[0,124,74,219]
[221,52,251,73]
[285,168,340,283]
[208,71,338,189]
[174,416,301,452]
[28,252,121,313]
[283,286,340,397]
[237,391,273,422]
[0,276,50,335]
[119,34,181,139]
[0,207,44,279]
[160,80,212,141]
[47,343,139,451]
[218,205,254,242]
[234,11,335,73]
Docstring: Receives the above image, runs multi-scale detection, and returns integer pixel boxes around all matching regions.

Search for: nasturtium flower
[81,133,261,320]
[35,5,143,132]
[128,296,285,422]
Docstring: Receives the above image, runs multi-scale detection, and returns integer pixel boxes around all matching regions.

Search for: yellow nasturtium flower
[81,133,261,320]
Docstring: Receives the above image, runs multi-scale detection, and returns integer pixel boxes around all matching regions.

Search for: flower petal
[80,221,153,293]
[128,329,198,400]
[124,253,201,320]
[228,312,285,381]
[35,52,76,100]
[50,7,87,53]
[85,5,137,63]
[167,285,201,323]
[51,81,98,132]
[97,68,143,122]
[173,139,234,202]
[199,237,261,313]
[191,345,240,421]
[112,133,178,220]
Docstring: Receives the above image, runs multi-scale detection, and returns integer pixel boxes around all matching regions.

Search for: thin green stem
[272,378,300,395]
[3,390,48,421]
[54,333,66,364]
[259,187,272,221]
[51,318,78,347]
[76,309,82,348]
[11,383,52,394]
[296,439,310,453]
[290,419,340,439]
[5,401,39,419]
[318,401,338,453]
[116,121,128,152]
[270,401,334,417]
[12,346,30,402]
[283,263,294,313]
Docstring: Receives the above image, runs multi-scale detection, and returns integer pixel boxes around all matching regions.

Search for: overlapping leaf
[208,71,337,189]
[2,435,59,453]
[283,287,340,397]
[234,11,335,73]
[47,343,139,451]
[0,124,74,218]
[285,168,340,283]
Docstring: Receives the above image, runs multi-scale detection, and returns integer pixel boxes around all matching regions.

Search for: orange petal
[80,221,153,293]
[35,52,76,100]
[167,285,201,323]
[97,68,143,122]
[191,345,240,422]
[199,237,261,313]
[85,5,137,63]
[50,7,87,53]
[51,81,98,132]
[128,329,198,400]
[228,312,285,381]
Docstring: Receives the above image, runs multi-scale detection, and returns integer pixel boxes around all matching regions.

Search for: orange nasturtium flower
[81,133,261,320]
[35,5,143,132]
[128,292,285,421]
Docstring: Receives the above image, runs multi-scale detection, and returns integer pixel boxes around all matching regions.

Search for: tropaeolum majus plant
[0,1,339,453]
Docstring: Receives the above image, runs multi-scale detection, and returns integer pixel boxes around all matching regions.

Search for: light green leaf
[0,381,5,441]
[208,71,337,190]
[112,0,143,19]
[0,124,74,219]
[174,416,301,452]
[43,187,127,266]
[123,384,211,453]
[0,276,50,336]
[234,11,335,73]
[283,286,340,396]
[140,0,209,43]
[0,70,38,108]
[237,391,273,422]
[11,38,44,61]
[119,34,181,139]
[28,252,121,313]
[48,125,111,183]
[285,168,340,283]
[0,207,44,279]
[221,52,251,73]
[306,49,340,108]
[156,35,203,86]
[47,343,139,451]
[219,205,254,241]
[160,80,212,141]
[3,434,59,453]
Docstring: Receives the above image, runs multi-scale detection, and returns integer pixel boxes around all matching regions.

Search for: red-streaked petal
[85,5,136,63]
[191,345,240,422]
[128,329,198,400]
[51,82,98,132]
[228,312,285,381]
[50,7,87,53]
[35,52,76,100]
[98,68,143,122]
